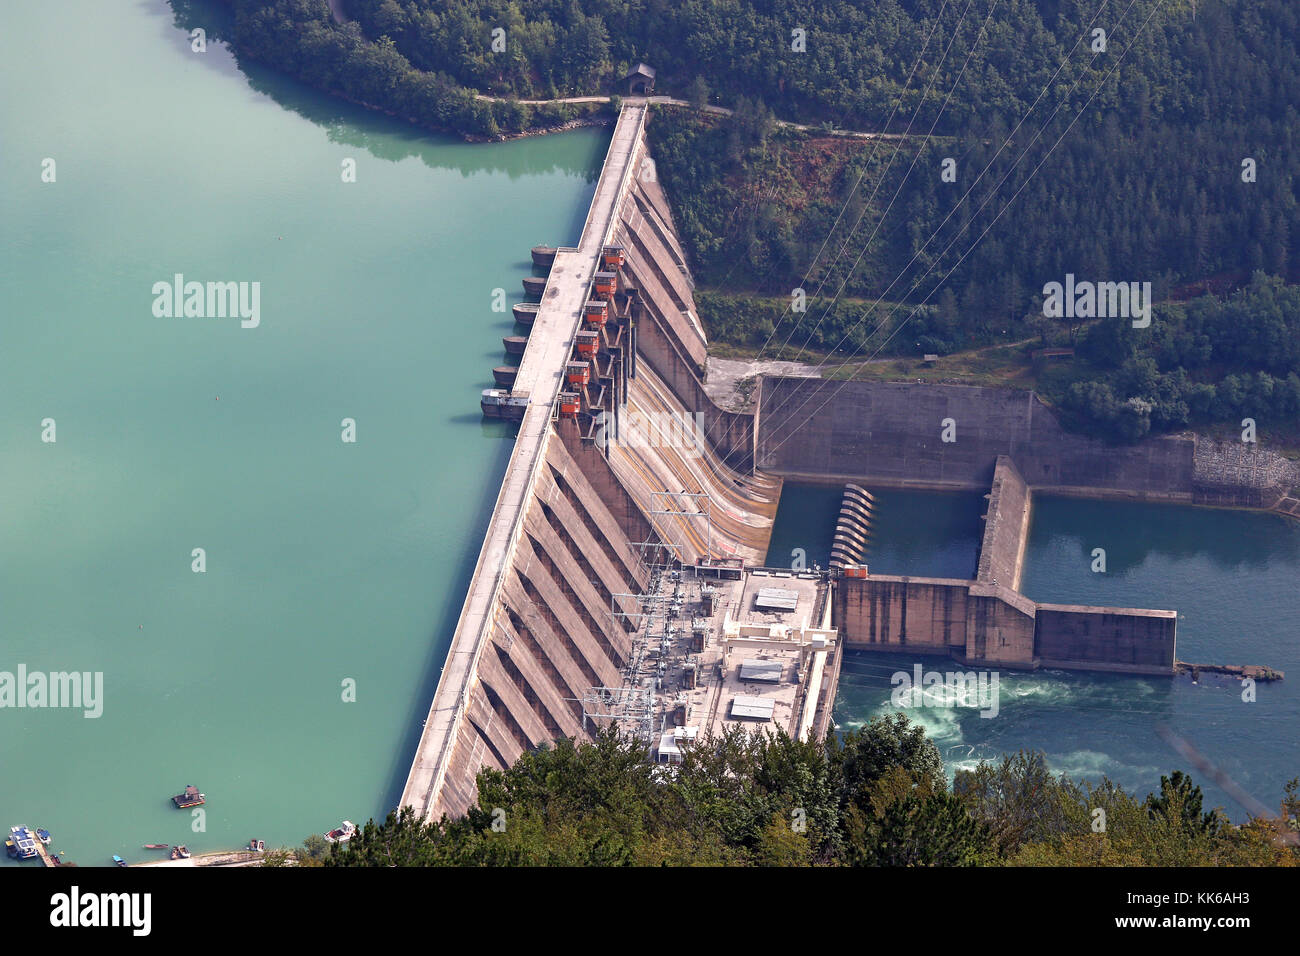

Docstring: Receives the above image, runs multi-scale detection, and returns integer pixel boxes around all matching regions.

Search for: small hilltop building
[625,63,656,95]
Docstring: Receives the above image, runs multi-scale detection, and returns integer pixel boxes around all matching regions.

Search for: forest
[635,0,1300,441]
[215,0,1300,441]
[270,719,1300,867]
[1054,275,1300,441]
[215,0,607,137]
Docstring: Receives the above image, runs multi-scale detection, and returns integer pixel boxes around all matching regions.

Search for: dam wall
[757,379,1192,496]
[615,125,756,470]
[834,573,1176,676]
[836,574,970,654]
[604,361,780,565]
[631,297,756,470]
[403,103,781,821]
[403,104,651,819]
[421,422,652,815]
[834,574,1036,668]
[757,379,1297,508]
[1034,604,1177,673]
[408,103,1227,820]
[556,419,659,549]
[596,128,778,564]
[963,583,1038,667]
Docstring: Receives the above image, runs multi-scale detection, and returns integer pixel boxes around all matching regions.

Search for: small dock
[34,841,58,867]
[1176,661,1284,681]
[7,826,61,866]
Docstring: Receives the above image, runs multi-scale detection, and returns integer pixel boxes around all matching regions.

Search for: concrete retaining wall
[757,378,1300,511]
[1193,437,1300,508]
[616,174,755,469]
[964,582,1037,668]
[757,379,1197,497]
[1035,604,1177,673]
[835,574,1176,675]
[835,574,969,654]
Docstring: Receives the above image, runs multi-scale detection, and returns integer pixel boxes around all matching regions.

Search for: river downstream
[768,484,1300,821]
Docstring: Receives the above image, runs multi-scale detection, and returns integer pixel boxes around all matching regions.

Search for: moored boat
[169,845,191,860]
[503,335,528,356]
[6,826,39,860]
[522,275,547,297]
[112,855,127,867]
[172,785,205,808]
[512,302,539,326]
[324,820,357,844]
[143,843,169,850]
[493,365,519,388]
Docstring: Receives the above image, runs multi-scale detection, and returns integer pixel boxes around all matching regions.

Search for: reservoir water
[768,484,1300,821]
[1,0,607,863]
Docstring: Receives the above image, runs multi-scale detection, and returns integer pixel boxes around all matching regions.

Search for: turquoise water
[771,485,1300,821]
[1,0,607,865]
[765,483,983,577]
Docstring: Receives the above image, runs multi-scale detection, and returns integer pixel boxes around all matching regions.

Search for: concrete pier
[976,456,1030,591]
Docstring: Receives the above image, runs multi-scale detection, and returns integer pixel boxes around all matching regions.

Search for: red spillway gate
[593,271,617,300]
[601,245,625,270]
[565,361,590,387]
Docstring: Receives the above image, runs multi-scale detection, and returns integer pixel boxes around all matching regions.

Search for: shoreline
[293,85,614,143]
[468,115,615,143]
[132,849,264,868]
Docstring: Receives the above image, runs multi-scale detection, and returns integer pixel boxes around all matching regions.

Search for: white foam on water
[879,698,966,748]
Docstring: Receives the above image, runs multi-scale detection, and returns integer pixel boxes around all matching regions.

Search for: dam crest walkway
[399,104,646,819]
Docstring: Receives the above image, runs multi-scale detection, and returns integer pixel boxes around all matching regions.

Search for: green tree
[685,75,709,110]
[843,766,987,867]
[953,750,1070,859]
[832,713,945,808]
[1144,770,1221,837]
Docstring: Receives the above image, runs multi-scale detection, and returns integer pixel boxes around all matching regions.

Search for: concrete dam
[402,103,798,821]
[399,103,1298,821]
